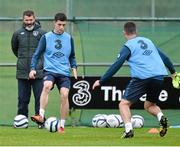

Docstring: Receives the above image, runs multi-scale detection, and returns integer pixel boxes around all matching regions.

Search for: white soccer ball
[13,114,28,128]
[131,115,144,128]
[93,114,108,119]
[45,117,60,132]
[113,114,124,127]
[106,114,122,128]
[92,114,107,128]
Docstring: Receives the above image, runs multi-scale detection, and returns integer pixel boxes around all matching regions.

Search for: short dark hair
[124,22,136,35]
[23,10,35,17]
[54,13,67,22]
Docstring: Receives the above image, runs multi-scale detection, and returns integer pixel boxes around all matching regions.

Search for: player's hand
[92,80,100,90]
[171,72,177,79]
[72,68,78,79]
[29,70,36,79]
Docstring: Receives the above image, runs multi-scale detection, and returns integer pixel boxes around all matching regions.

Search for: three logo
[53,39,64,58]
[138,40,152,56]
[72,80,91,106]
[72,80,170,107]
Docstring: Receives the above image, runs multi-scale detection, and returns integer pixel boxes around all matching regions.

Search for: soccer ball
[131,115,144,128]
[45,117,60,132]
[106,114,123,128]
[13,114,28,128]
[92,114,107,128]
[113,114,124,127]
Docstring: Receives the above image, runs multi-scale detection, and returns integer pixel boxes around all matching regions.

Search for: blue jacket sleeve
[31,35,46,70]
[69,37,77,68]
[99,46,131,84]
[157,48,176,74]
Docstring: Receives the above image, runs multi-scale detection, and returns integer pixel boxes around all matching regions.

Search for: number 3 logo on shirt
[137,40,148,49]
[55,39,62,49]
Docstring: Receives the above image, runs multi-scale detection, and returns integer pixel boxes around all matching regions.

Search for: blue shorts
[123,77,163,103]
[43,71,71,90]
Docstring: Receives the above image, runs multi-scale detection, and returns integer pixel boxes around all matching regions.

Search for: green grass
[0,126,179,146]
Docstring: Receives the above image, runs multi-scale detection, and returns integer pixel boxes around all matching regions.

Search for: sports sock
[125,122,133,133]
[157,112,163,122]
[60,119,65,128]
[39,108,45,119]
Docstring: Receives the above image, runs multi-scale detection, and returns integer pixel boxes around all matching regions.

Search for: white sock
[157,112,164,121]
[125,122,133,133]
[60,119,65,128]
[39,108,45,119]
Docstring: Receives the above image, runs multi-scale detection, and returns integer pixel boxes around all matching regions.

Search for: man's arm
[11,32,19,57]
[29,35,46,79]
[30,35,46,70]
[69,37,77,68]
[69,37,78,79]
[99,46,131,85]
[157,48,176,74]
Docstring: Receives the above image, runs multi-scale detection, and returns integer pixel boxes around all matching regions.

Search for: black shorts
[123,77,164,103]
[43,71,71,90]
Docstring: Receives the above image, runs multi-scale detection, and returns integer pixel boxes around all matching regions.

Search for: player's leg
[145,79,168,137]
[56,75,71,133]
[144,101,162,117]
[59,87,69,133]
[17,79,31,117]
[31,74,54,124]
[144,100,168,137]
[120,78,147,138]
[39,80,53,115]
[119,99,134,138]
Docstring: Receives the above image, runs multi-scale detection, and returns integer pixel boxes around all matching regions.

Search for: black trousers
[17,79,43,117]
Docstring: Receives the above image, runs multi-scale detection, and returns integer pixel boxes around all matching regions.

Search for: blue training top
[125,36,168,79]
[100,36,175,84]
[31,31,77,77]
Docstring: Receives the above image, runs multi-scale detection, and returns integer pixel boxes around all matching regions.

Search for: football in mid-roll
[45,117,60,132]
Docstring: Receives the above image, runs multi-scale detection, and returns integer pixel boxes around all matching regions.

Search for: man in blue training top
[29,13,77,133]
[92,22,177,138]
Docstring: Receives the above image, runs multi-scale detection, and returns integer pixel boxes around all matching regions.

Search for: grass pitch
[0,126,179,146]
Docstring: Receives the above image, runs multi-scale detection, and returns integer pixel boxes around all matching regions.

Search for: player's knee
[119,101,123,108]
[119,99,130,107]
[43,82,52,92]
[144,101,154,111]
[60,88,69,99]
[61,92,68,99]
[144,105,148,111]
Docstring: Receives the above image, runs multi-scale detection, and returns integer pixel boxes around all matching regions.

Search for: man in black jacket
[11,10,46,128]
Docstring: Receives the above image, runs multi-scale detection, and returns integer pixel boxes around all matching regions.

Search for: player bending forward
[93,22,177,138]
